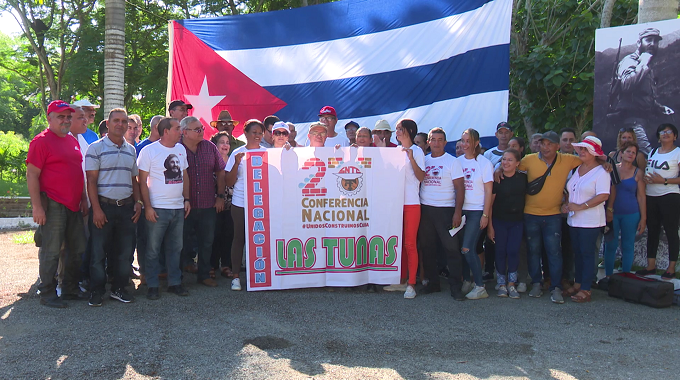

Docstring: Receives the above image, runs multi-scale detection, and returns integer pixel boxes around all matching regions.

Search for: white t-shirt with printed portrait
[457,154,494,211]
[420,153,464,207]
[137,141,188,209]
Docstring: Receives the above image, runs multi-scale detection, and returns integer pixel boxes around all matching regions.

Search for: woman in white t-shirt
[562,136,610,303]
[638,123,680,279]
[225,119,266,291]
[390,119,425,299]
[457,128,494,300]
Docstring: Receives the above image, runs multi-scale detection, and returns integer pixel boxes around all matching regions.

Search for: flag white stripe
[217,0,511,87]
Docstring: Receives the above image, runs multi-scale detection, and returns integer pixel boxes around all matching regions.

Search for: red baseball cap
[47,100,75,114]
[318,106,337,118]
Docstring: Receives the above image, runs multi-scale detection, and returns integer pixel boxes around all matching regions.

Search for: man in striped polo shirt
[85,108,143,306]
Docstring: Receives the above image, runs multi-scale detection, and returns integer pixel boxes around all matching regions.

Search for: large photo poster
[593,19,680,154]
[242,147,407,291]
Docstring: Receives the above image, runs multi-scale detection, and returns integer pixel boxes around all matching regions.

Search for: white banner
[243,147,407,291]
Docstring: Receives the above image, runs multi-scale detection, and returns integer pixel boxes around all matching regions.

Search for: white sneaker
[383,283,408,292]
[404,285,416,299]
[466,285,489,300]
[517,282,527,293]
[461,280,473,294]
[231,278,242,291]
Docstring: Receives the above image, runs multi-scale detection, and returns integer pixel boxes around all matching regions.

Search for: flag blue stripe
[178,0,495,51]
[265,44,509,123]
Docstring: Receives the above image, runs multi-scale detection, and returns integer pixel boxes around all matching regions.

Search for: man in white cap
[372,120,397,147]
[318,106,350,147]
[72,99,101,145]
[307,122,328,148]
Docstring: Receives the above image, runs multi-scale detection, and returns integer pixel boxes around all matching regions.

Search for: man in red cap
[26,100,88,308]
[318,106,350,147]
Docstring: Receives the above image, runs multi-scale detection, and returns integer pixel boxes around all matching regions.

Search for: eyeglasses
[319,116,335,121]
[660,130,674,136]
[216,121,233,126]
[187,127,204,133]
[309,131,327,137]
[273,130,289,136]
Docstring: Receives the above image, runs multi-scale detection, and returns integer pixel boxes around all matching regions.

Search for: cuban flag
[169,0,511,145]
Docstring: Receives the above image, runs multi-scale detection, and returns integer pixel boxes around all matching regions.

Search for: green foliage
[12,230,34,244]
[509,0,638,137]
[0,130,28,183]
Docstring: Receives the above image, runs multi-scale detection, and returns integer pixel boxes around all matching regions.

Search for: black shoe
[110,289,135,303]
[146,287,160,300]
[62,291,87,300]
[40,296,67,308]
[439,267,450,278]
[636,268,656,276]
[420,283,441,294]
[88,292,103,307]
[661,272,675,280]
[167,285,189,296]
[450,286,465,301]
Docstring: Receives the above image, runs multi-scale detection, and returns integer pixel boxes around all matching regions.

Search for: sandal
[562,287,579,297]
[209,268,216,279]
[220,267,233,278]
[661,272,675,280]
[571,290,591,303]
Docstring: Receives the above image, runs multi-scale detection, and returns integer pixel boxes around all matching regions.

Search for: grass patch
[12,230,35,245]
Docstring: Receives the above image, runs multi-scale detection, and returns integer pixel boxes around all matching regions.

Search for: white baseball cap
[72,99,100,108]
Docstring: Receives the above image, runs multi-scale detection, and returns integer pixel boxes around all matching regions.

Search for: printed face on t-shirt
[163,154,183,184]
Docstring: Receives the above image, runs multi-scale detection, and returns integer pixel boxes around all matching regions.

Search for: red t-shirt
[26,129,84,212]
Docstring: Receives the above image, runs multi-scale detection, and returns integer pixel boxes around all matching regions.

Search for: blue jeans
[524,214,562,291]
[460,210,484,286]
[570,226,601,291]
[146,208,184,288]
[493,218,523,285]
[182,207,217,281]
[89,202,137,294]
[604,212,639,276]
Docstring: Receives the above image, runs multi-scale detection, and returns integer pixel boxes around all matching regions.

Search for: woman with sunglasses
[225,119,266,291]
[638,124,680,279]
[608,127,647,169]
[271,121,291,148]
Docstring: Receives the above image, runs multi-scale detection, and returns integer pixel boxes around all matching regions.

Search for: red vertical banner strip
[246,151,272,288]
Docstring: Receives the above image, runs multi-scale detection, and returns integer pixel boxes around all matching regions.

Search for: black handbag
[608,273,675,308]
[526,155,557,195]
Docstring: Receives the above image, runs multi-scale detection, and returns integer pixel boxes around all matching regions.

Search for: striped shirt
[85,136,139,200]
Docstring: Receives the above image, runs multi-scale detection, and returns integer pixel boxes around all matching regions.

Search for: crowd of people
[27,99,678,308]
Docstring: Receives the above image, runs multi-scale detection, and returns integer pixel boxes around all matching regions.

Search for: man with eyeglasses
[168,100,192,121]
[307,122,329,148]
[179,116,226,287]
[318,106,350,147]
[27,100,88,308]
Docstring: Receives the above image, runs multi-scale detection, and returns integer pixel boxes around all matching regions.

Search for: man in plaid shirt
[180,116,226,287]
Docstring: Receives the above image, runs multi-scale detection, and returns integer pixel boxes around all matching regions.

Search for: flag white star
[185,76,226,125]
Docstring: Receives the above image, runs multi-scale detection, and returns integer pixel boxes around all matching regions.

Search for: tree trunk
[301,0,309,6]
[104,0,126,115]
[601,0,617,28]
[638,0,678,23]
